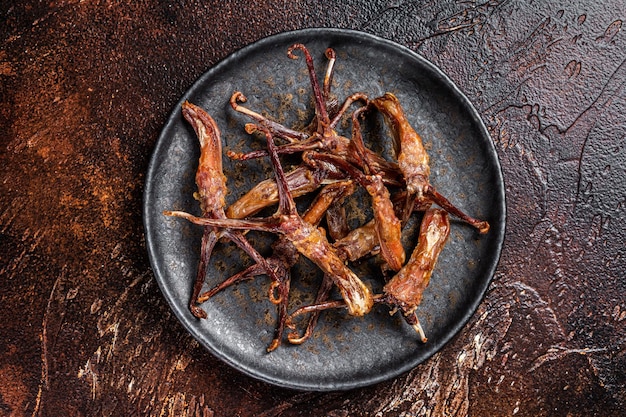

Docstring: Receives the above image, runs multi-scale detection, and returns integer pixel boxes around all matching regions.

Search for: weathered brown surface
[1,1,624,416]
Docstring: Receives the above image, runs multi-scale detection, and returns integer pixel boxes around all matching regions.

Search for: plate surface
[144,28,505,391]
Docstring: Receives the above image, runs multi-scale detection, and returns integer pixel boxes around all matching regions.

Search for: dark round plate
[144,28,505,391]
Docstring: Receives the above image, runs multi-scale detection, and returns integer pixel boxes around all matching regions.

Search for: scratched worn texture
[1,0,624,416]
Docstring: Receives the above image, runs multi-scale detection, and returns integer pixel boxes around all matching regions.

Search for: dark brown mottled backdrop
[1,1,624,416]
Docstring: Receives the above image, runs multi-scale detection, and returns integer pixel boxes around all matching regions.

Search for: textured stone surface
[1,1,624,416]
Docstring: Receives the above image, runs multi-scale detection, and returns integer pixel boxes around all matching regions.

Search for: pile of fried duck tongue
[165,44,489,352]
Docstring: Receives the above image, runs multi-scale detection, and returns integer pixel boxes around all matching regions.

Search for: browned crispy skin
[279,214,373,316]
[372,93,489,233]
[332,191,433,263]
[181,101,225,320]
[180,102,280,320]
[185,103,227,214]
[371,93,430,198]
[225,165,327,219]
[368,178,405,270]
[383,208,450,312]
[302,181,355,228]
[290,190,432,345]
[308,151,406,271]
[333,219,378,262]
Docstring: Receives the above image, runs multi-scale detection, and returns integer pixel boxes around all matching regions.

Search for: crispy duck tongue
[179,102,282,320]
[371,93,489,233]
[382,208,450,342]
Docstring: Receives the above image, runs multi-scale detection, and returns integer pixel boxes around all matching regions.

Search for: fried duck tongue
[372,93,489,233]
[382,208,451,342]
[179,102,281,319]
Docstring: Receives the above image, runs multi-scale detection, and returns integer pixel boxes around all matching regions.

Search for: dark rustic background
[1,1,625,416]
